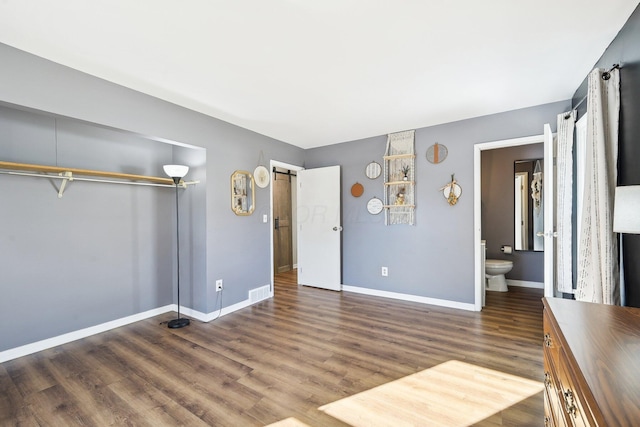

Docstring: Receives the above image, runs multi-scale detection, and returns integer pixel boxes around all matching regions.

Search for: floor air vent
[249,285,271,304]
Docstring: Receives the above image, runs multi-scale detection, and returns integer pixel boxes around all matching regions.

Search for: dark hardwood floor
[1,271,544,426]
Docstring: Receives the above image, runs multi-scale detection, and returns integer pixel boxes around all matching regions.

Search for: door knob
[333,226,343,231]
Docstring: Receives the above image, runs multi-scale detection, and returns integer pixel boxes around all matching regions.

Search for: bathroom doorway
[474,133,550,310]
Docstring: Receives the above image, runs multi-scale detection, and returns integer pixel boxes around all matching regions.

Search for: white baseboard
[0,305,174,363]
[342,285,475,311]
[180,297,254,323]
[0,296,261,363]
[506,279,544,289]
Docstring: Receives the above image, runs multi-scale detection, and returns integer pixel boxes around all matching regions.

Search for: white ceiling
[1,1,638,149]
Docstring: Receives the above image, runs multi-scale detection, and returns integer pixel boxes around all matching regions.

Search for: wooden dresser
[542,297,640,426]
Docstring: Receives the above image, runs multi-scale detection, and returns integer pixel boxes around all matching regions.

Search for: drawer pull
[544,333,552,347]
[563,389,577,417]
[544,371,551,388]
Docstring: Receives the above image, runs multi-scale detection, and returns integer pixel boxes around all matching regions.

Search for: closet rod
[0,170,183,188]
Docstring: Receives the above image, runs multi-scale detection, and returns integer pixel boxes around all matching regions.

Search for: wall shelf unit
[0,160,197,198]
[383,131,416,225]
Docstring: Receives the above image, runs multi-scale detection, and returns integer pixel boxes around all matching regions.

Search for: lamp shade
[163,164,189,179]
[613,185,640,234]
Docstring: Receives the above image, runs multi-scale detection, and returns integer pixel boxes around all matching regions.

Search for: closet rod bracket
[58,171,74,198]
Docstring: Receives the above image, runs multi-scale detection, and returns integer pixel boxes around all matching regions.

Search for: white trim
[342,285,475,311]
[0,297,263,363]
[506,279,544,289]
[178,297,256,322]
[474,134,545,311]
[0,305,173,363]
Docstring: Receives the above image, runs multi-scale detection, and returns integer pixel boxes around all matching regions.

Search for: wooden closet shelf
[0,160,174,185]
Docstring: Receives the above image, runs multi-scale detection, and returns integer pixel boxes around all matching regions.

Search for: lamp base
[167,318,190,329]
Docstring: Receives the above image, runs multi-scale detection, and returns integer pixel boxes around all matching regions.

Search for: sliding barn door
[273,172,293,273]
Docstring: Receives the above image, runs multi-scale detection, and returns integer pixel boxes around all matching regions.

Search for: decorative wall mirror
[231,170,255,215]
[514,159,543,251]
[365,161,382,179]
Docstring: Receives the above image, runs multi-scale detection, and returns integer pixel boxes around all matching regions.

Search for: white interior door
[297,165,342,291]
[543,123,555,298]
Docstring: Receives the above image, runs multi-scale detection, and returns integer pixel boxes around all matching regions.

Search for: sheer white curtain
[576,68,620,304]
[556,110,575,293]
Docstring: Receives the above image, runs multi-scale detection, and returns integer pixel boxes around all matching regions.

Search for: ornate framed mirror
[231,170,255,215]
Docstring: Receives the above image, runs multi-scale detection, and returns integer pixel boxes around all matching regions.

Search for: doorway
[270,160,303,289]
[273,166,296,274]
[474,134,547,311]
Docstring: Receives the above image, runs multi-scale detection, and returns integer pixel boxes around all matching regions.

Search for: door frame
[473,134,545,311]
[270,160,304,293]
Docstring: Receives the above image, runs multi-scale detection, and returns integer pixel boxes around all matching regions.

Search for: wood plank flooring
[1,271,544,426]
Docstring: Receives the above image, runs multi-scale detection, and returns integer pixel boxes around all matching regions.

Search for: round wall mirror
[426,143,448,164]
[365,161,382,179]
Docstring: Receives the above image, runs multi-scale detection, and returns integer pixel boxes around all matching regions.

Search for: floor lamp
[613,185,640,307]
[164,164,190,329]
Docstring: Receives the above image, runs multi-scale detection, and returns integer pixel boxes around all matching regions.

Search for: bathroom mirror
[514,159,544,251]
[231,170,255,215]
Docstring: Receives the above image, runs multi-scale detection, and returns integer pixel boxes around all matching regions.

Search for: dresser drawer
[544,395,556,427]
[543,309,561,372]
[556,348,594,427]
[544,356,567,427]
[542,298,640,426]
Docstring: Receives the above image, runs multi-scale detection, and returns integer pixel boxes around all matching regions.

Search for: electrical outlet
[215,279,223,291]
[381,267,388,277]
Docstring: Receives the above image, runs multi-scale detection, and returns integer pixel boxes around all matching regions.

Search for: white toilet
[485,259,513,292]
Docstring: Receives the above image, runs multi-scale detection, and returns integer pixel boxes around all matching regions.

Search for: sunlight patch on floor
[318,360,543,427]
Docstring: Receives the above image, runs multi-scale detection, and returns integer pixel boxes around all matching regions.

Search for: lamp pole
[164,165,190,329]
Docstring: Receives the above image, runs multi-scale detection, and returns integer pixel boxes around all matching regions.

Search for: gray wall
[305,101,569,303]
[0,43,304,351]
[481,144,544,283]
[0,39,572,352]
